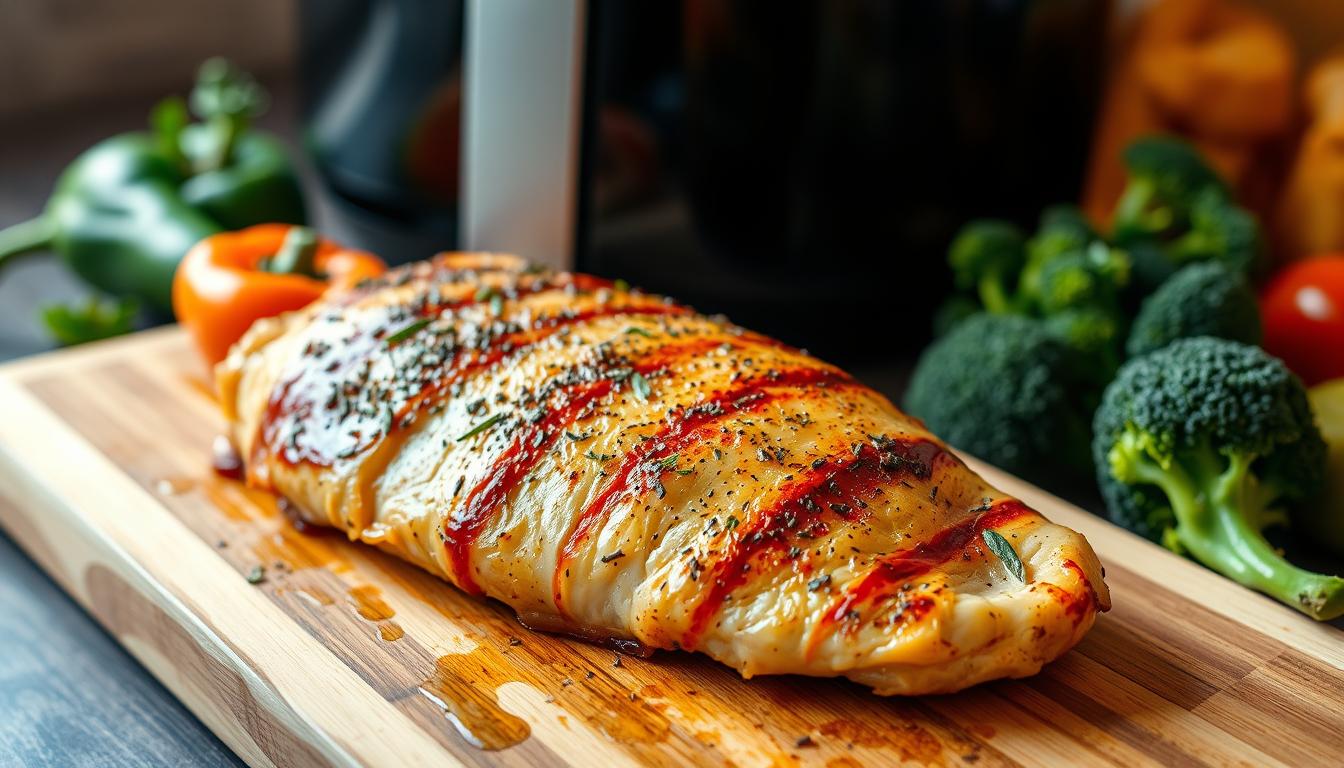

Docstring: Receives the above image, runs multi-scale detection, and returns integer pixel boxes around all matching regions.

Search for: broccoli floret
[1165,189,1262,275]
[1111,137,1262,292]
[1093,338,1342,620]
[1020,206,1110,308]
[1113,137,1227,238]
[905,314,1094,489]
[1033,242,1129,315]
[947,220,1026,314]
[1027,206,1098,266]
[1042,307,1122,385]
[1126,262,1261,357]
[1022,240,1129,379]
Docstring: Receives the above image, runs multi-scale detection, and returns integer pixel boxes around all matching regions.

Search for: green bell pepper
[0,58,305,317]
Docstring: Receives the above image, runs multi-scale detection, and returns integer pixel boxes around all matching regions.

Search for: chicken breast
[217,252,1109,695]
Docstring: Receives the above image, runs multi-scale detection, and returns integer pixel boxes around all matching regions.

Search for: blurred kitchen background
[1,0,1343,364]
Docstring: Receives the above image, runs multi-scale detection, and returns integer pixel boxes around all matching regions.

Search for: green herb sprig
[982,529,1025,582]
[457,413,506,442]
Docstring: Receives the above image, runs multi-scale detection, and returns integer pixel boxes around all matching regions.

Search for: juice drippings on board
[418,655,531,751]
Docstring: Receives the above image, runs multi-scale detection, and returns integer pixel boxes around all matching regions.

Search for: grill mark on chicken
[804,498,1036,658]
[681,439,949,649]
[442,334,754,594]
[552,367,858,616]
[254,298,690,475]
[446,378,617,593]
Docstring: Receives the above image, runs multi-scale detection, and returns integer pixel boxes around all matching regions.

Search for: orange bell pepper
[173,224,385,368]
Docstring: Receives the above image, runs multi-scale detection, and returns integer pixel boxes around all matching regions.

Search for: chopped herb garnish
[807,574,831,592]
[624,326,655,338]
[982,529,1025,582]
[630,371,651,400]
[385,318,430,345]
[490,293,504,316]
[245,565,266,584]
[725,515,740,530]
[675,468,693,476]
[614,278,631,292]
[656,453,680,471]
[585,450,614,462]
[474,285,497,301]
[600,550,626,563]
[456,413,506,442]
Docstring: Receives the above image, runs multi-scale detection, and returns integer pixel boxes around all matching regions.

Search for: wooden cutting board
[1,328,1341,768]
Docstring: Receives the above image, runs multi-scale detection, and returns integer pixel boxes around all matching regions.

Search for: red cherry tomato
[1260,255,1344,386]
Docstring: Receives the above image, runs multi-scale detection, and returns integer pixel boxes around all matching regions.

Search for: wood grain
[0,328,1340,768]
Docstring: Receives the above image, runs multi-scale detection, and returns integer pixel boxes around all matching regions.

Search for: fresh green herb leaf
[585,450,614,462]
[630,371,651,401]
[565,430,592,442]
[614,278,631,292]
[457,413,506,442]
[245,565,266,584]
[675,468,694,476]
[385,318,430,345]
[726,515,740,530]
[490,293,504,317]
[981,529,1025,582]
[807,574,831,592]
[655,453,680,471]
[624,326,654,338]
[41,297,138,346]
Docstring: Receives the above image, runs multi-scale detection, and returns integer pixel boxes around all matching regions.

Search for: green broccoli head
[1166,189,1262,275]
[1113,137,1226,238]
[905,313,1094,489]
[948,220,1026,314]
[1111,137,1262,292]
[1021,207,1112,306]
[1126,261,1262,357]
[1042,307,1123,385]
[1034,241,1130,315]
[1093,337,1341,620]
[1027,205,1097,265]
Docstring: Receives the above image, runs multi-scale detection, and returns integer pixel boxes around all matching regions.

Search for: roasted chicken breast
[217,252,1109,695]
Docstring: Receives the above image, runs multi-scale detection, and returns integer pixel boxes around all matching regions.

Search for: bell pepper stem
[265,226,320,278]
[0,215,57,270]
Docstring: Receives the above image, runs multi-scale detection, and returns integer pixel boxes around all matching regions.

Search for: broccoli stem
[1117,438,1344,620]
[1113,179,1172,236]
[978,277,1015,314]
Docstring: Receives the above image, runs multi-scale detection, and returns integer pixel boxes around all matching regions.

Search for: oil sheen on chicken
[217,252,1110,695]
